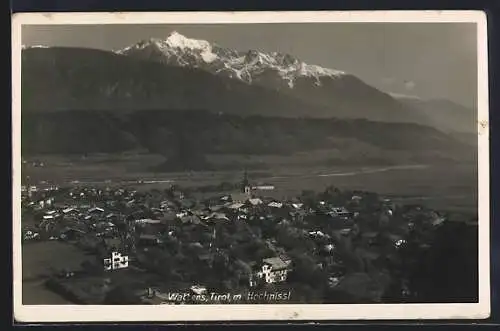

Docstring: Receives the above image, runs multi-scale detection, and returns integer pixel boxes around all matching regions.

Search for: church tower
[241,170,251,196]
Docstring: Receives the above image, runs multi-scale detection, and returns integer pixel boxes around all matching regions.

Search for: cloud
[404,80,416,90]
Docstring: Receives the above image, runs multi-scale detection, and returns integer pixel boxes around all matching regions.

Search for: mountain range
[113,32,423,124]
[22,31,476,132]
[114,31,476,133]
[20,33,476,167]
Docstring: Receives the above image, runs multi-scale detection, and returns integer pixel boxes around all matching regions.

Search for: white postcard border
[12,10,490,322]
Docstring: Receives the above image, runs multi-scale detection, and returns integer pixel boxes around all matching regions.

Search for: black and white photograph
[12,11,490,322]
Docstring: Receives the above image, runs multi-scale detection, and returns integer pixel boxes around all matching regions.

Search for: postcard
[12,10,490,322]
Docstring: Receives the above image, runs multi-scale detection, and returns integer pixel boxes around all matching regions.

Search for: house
[250,256,292,287]
[231,193,250,203]
[384,232,405,246]
[203,212,229,222]
[179,214,202,225]
[328,276,342,288]
[138,234,164,246]
[135,219,162,225]
[351,195,362,202]
[171,190,185,200]
[62,207,78,215]
[309,230,327,238]
[394,239,406,249]
[160,200,176,209]
[430,212,446,226]
[268,201,283,208]
[220,195,231,202]
[248,198,263,206]
[228,202,245,210]
[324,243,335,253]
[331,207,351,218]
[190,285,207,295]
[23,230,40,241]
[95,220,114,230]
[88,207,105,214]
[43,198,55,207]
[103,251,129,271]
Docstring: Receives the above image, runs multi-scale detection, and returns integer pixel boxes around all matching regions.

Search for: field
[22,153,478,214]
[21,241,96,304]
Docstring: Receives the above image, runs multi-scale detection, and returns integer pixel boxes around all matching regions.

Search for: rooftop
[262,256,291,270]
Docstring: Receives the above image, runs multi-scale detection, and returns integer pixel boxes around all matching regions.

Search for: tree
[321,186,343,204]
[289,253,328,288]
[233,259,252,287]
[300,190,316,208]
[408,222,478,302]
[383,221,478,303]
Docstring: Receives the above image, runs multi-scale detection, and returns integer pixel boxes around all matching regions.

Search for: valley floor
[21,153,478,214]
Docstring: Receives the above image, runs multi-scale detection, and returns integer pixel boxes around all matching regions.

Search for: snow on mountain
[116,31,346,88]
[118,31,218,64]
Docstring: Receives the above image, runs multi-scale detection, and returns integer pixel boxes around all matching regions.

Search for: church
[230,171,252,203]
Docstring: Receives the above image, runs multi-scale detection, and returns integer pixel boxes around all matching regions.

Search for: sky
[22,23,478,108]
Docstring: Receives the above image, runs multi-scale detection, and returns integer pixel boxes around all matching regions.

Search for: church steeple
[241,170,251,195]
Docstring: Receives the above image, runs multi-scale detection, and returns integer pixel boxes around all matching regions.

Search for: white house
[250,256,292,287]
[103,251,129,271]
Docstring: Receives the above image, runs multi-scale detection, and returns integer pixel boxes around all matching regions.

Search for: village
[21,172,451,305]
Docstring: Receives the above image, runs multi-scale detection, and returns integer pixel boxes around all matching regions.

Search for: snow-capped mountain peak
[117,31,218,64]
[116,32,346,88]
[164,31,211,50]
